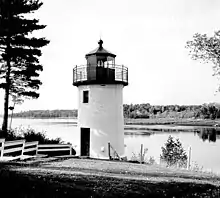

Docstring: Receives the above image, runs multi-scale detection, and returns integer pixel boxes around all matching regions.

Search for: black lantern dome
[86,39,116,58]
[73,40,128,86]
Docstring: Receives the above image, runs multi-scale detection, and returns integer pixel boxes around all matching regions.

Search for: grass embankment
[1,158,220,197]
[124,118,220,135]
[125,118,220,127]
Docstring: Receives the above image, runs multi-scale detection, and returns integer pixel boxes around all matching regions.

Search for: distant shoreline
[7,117,220,127]
[125,118,220,126]
[11,117,77,120]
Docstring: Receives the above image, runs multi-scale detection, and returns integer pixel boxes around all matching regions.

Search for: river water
[5,118,220,174]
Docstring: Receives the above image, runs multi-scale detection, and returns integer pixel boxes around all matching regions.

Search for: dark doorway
[80,128,90,156]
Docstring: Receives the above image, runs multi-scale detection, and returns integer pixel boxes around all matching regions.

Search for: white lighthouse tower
[73,40,128,159]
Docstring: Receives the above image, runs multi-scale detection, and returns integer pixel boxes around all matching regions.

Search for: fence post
[1,140,5,158]
[140,144,143,164]
[70,145,72,156]
[35,142,39,156]
[187,146,191,170]
[36,142,39,156]
[108,142,111,160]
[21,140,25,156]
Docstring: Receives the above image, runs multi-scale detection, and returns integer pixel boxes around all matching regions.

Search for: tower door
[80,128,90,156]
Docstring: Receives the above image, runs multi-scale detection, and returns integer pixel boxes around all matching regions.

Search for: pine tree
[0,0,49,136]
[160,135,187,167]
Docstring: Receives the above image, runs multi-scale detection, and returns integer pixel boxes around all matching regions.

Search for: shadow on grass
[39,164,220,184]
[0,163,219,198]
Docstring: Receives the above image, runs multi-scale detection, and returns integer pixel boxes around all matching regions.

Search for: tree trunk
[9,101,16,131]
[1,36,11,137]
[2,84,10,136]
[2,63,11,136]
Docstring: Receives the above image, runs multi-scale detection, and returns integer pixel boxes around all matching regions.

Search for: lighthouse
[73,40,128,159]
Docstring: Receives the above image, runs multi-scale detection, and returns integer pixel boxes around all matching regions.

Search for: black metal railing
[73,64,128,86]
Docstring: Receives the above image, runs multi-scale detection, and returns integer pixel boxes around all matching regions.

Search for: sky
[1,0,220,112]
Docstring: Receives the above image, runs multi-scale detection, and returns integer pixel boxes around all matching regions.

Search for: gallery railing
[73,64,128,86]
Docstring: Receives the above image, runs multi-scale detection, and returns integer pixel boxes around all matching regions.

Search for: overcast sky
[1,0,220,112]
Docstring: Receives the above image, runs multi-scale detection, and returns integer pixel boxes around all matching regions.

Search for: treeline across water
[12,109,78,118]
[12,103,220,119]
[123,103,220,119]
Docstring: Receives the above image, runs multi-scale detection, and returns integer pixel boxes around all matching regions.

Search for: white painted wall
[78,84,124,158]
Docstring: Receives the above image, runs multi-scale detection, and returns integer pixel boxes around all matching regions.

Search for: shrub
[1,128,63,144]
[1,128,76,156]
[190,161,204,172]
[22,128,63,144]
[147,156,156,165]
[130,148,148,163]
[160,135,187,168]
[0,128,76,156]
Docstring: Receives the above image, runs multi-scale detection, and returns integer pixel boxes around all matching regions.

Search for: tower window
[83,90,89,103]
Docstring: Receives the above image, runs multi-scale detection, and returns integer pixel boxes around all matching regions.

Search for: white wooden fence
[37,144,72,155]
[24,141,39,154]
[0,139,5,158]
[3,139,25,156]
[0,139,73,161]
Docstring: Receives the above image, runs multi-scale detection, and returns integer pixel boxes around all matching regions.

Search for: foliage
[186,31,220,79]
[190,161,218,176]
[190,161,204,172]
[12,109,78,118]
[2,127,63,144]
[123,103,220,120]
[10,102,220,120]
[1,127,76,156]
[146,156,156,165]
[0,0,50,134]
[160,136,187,168]
[130,147,148,163]
[186,31,220,100]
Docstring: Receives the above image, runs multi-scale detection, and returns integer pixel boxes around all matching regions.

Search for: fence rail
[37,144,72,155]
[3,139,25,155]
[23,141,38,154]
[25,141,39,147]
[0,139,73,161]
[4,139,25,147]
[38,144,71,148]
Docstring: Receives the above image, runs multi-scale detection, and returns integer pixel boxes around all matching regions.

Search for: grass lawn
[0,158,220,197]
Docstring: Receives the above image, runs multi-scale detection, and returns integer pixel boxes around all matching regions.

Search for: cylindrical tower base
[77,84,124,159]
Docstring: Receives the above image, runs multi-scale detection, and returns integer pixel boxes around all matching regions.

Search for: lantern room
[85,39,116,67]
[73,39,128,86]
